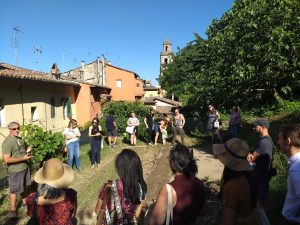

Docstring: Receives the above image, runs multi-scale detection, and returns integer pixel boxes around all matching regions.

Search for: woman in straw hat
[213,138,260,225]
[26,158,77,225]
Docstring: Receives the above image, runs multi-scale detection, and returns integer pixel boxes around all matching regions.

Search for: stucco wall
[0,79,77,149]
[106,65,144,101]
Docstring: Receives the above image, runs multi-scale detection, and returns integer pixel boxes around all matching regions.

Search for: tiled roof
[144,96,181,106]
[0,63,80,86]
[144,85,158,90]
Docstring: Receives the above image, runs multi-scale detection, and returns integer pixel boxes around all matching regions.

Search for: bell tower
[159,40,173,79]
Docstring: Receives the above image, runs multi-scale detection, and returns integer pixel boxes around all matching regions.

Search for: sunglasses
[11,127,20,131]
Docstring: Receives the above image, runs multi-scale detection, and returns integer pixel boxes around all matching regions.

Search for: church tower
[159,40,173,79]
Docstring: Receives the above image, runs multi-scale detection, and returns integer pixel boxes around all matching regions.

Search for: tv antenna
[34,45,42,69]
[13,26,24,66]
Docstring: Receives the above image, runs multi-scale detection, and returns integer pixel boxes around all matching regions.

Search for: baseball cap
[253,118,269,129]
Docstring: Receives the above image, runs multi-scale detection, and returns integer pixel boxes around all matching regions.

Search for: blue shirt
[282,152,300,223]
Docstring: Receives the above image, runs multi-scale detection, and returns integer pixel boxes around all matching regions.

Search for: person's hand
[247,153,253,162]
[26,146,32,153]
[23,154,33,161]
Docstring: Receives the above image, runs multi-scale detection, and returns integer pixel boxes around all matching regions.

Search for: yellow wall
[0,79,77,149]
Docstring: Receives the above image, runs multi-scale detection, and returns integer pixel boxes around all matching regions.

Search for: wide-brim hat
[34,158,74,188]
[213,138,253,172]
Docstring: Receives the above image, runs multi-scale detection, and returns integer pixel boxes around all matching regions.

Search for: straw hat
[34,158,74,188]
[213,138,253,172]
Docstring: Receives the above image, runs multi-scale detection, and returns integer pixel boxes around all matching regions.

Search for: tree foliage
[160,0,300,117]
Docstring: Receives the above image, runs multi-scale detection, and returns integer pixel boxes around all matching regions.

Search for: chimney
[81,61,85,71]
[107,61,112,65]
[101,55,106,86]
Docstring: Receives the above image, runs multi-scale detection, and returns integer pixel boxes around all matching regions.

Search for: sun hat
[34,158,74,188]
[212,138,253,172]
[253,118,269,129]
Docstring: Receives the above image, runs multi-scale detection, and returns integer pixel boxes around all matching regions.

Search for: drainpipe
[19,83,25,125]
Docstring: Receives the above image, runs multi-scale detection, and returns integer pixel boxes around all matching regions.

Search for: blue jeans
[230,124,239,138]
[90,138,101,165]
[67,140,81,170]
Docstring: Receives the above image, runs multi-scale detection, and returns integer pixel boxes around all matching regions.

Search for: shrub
[100,101,150,142]
[20,124,66,171]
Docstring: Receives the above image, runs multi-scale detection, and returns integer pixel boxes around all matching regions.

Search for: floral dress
[99,179,145,225]
[26,188,77,225]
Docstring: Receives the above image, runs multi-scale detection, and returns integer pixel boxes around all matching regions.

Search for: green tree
[161,0,300,117]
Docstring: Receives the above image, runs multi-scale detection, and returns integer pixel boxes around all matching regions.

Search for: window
[164,58,168,64]
[31,107,38,121]
[50,97,55,118]
[136,83,140,87]
[116,79,122,88]
[62,97,72,119]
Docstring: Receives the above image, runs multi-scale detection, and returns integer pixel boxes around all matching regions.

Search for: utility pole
[13,26,24,66]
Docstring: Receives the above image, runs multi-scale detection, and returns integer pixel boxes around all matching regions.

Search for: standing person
[229,106,241,138]
[26,158,77,225]
[2,122,33,218]
[148,144,207,225]
[159,114,170,145]
[278,124,300,225]
[94,149,147,225]
[89,117,102,169]
[106,110,118,148]
[171,108,185,146]
[127,112,140,146]
[64,119,81,172]
[144,108,155,146]
[247,118,274,209]
[213,138,260,225]
[207,105,223,143]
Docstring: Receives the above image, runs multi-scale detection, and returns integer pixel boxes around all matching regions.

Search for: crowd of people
[1,108,300,225]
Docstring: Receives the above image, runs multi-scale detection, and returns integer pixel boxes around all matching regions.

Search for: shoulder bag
[96,180,112,225]
[27,192,39,225]
[144,183,173,225]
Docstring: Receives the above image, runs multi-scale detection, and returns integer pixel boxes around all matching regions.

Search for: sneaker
[148,143,154,146]
[96,163,99,167]
[91,164,95,169]
[77,168,82,173]
[112,143,116,148]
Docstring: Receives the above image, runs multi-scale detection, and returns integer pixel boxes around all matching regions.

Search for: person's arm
[180,114,185,128]
[88,126,92,137]
[73,127,81,137]
[113,121,117,129]
[136,119,140,126]
[222,206,236,225]
[3,154,32,164]
[148,185,168,225]
[144,118,149,128]
[149,184,176,225]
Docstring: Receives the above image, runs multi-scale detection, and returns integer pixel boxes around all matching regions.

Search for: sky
[0,0,235,86]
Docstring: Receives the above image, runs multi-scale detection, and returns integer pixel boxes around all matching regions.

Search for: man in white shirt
[278,124,300,225]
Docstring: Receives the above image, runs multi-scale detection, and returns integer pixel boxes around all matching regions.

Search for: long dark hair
[115,149,147,204]
[169,144,198,177]
[218,167,258,208]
